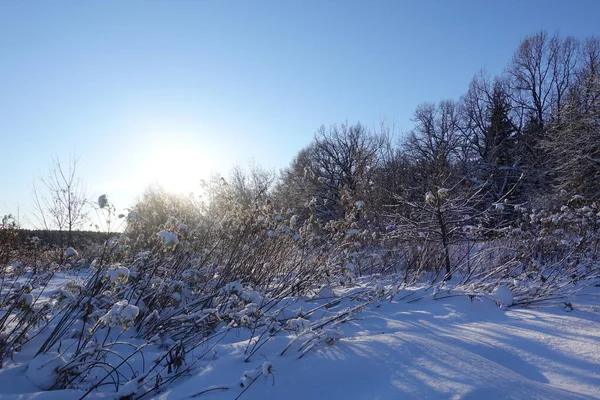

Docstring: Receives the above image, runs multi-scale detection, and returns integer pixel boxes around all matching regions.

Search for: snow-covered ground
[1,276,598,400]
[162,289,600,400]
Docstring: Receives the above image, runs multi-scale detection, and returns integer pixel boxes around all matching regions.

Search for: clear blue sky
[1,0,599,228]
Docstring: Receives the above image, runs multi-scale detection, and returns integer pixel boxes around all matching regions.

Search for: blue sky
[1,0,599,228]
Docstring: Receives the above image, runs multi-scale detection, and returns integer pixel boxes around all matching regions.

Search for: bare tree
[461,76,523,204]
[31,154,88,249]
[228,162,276,208]
[507,31,579,130]
[395,100,469,281]
[276,123,384,222]
[541,37,600,200]
[403,100,465,194]
[577,37,600,114]
[126,184,203,241]
[498,32,582,200]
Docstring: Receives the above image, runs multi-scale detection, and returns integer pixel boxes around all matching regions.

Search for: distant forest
[16,229,111,248]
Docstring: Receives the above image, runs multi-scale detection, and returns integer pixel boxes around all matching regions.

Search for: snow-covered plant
[99,300,139,329]
[323,327,343,345]
[64,247,78,258]
[98,194,108,209]
[157,230,179,248]
[286,317,311,332]
[106,264,130,284]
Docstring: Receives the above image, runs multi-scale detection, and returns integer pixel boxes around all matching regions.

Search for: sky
[1,0,599,229]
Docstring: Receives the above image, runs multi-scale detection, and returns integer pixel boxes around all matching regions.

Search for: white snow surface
[25,353,67,391]
[491,285,514,307]
[160,291,600,400]
[0,273,599,400]
[317,285,336,298]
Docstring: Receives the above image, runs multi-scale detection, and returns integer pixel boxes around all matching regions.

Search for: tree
[541,37,600,200]
[125,184,202,240]
[222,162,276,210]
[505,31,581,197]
[462,78,521,203]
[403,100,465,195]
[275,123,383,222]
[31,155,88,249]
[0,215,19,267]
[507,31,579,130]
[274,146,315,221]
[369,126,415,219]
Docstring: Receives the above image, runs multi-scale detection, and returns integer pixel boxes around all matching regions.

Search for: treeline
[15,229,111,249]
[274,31,600,224]
[0,213,110,265]
[127,31,599,245]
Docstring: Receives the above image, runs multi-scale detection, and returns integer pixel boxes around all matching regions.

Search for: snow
[241,289,263,304]
[158,290,600,400]
[22,293,34,306]
[99,300,139,329]
[224,281,243,294]
[492,285,514,307]
[25,353,67,390]
[115,377,140,398]
[64,247,77,257]
[107,264,130,284]
[261,361,273,376]
[425,191,436,203]
[97,194,108,208]
[240,368,262,387]
[1,272,599,400]
[157,230,179,246]
[317,286,335,298]
[323,327,343,344]
[286,317,311,332]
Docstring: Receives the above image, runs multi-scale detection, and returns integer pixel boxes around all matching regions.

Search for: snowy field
[0,270,598,400]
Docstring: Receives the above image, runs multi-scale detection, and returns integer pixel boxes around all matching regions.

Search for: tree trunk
[436,209,452,280]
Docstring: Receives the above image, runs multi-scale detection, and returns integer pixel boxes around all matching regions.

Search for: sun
[151,148,205,194]
[136,135,212,195]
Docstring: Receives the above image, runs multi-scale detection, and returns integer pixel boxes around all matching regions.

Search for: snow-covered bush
[99,300,139,329]
[107,264,130,284]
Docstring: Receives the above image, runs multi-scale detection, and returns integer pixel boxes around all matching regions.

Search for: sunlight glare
[136,134,211,195]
